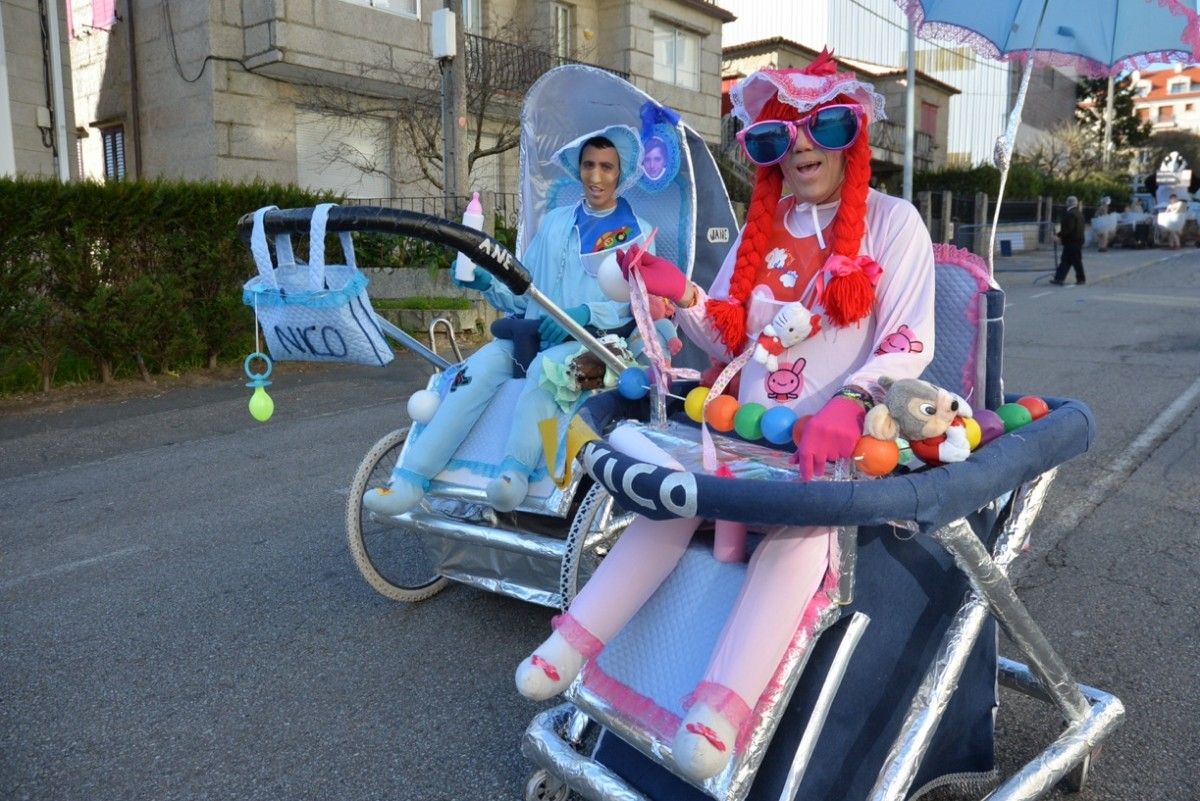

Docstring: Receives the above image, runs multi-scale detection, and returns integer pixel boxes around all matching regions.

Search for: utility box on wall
[431,9,456,59]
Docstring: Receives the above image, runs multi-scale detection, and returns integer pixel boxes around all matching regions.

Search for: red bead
[1016,395,1050,420]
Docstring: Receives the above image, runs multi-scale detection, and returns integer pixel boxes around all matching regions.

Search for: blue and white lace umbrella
[898,0,1200,75]
[896,0,1200,267]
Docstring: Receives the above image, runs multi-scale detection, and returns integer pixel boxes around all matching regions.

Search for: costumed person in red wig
[514,52,937,781]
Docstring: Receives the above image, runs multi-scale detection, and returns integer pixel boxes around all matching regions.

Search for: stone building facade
[1,0,77,177]
[65,0,733,198]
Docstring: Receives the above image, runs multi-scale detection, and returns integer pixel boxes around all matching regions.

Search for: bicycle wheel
[346,428,448,601]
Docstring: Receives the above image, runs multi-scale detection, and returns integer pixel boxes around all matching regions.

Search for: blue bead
[760,405,799,445]
[617,367,649,400]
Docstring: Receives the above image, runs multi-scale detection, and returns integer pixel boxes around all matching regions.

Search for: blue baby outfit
[394,201,651,491]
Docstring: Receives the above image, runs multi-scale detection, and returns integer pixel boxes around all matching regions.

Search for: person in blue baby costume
[363,125,653,515]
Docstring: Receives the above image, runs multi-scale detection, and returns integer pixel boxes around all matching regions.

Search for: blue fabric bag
[243,203,393,367]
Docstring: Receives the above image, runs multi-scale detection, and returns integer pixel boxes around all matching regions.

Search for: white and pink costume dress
[555,188,937,735]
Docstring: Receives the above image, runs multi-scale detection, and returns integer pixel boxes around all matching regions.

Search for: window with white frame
[554,3,573,60]
[338,0,419,18]
[1134,80,1152,97]
[462,0,482,34]
[1168,78,1191,94]
[653,22,699,90]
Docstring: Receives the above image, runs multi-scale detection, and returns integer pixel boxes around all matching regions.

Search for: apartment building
[721,37,959,190]
[1131,63,1200,135]
[1,0,77,177]
[718,0,1077,167]
[66,0,733,198]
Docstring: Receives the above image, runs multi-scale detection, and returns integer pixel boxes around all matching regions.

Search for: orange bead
[853,436,900,477]
[790,415,813,447]
[705,394,740,432]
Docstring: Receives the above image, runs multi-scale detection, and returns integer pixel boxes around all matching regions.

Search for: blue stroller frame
[518,247,1125,801]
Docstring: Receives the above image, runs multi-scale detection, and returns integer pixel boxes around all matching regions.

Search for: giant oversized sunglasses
[736,104,864,166]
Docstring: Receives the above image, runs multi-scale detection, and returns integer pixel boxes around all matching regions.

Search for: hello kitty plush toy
[752,301,822,371]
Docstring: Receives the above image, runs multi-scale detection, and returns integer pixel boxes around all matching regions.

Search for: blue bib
[575,198,642,254]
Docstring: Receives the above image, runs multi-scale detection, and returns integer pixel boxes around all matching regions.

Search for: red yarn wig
[707,92,875,353]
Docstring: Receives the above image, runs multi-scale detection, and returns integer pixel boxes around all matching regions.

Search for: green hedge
[914,164,1131,205]
[0,179,343,392]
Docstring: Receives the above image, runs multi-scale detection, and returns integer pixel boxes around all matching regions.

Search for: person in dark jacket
[1052,196,1085,285]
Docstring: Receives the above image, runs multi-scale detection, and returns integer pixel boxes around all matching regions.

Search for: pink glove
[794,396,867,482]
[615,245,688,303]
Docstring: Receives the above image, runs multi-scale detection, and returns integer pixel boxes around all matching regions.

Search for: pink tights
[564,515,830,727]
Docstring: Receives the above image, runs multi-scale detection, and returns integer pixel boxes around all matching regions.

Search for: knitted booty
[485,469,530,513]
[362,472,425,516]
[672,703,738,782]
[514,631,584,701]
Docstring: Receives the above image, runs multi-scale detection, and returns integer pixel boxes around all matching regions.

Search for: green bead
[996,402,1032,432]
[733,402,766,440]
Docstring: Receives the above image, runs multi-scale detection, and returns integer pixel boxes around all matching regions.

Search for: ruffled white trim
[730,71,887,127]
[895,0,1200,77]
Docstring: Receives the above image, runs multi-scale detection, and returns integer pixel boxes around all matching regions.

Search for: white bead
[597,252,631,302]
[406,389,441,423]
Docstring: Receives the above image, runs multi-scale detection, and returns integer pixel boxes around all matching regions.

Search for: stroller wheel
[524,769,570,801]
[346,427,448,601]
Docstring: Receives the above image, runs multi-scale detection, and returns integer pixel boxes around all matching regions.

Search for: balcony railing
[869,120,935,171]
[465,34,628,95]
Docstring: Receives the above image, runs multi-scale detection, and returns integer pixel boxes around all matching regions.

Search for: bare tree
[300,11,564,194]
[1017,122,1105,181]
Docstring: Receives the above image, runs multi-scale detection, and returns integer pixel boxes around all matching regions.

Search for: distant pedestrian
[1052,196,1085,285]
[1162,193,1186,249]
[1094,195,1112,252]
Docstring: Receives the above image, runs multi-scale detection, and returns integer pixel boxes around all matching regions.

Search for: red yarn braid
[819,130,875,327]
[828,130,871,259]
[708,95,875,353]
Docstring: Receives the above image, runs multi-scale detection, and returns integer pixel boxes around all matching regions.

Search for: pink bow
[810,253,883,309]
[823,253,883,283]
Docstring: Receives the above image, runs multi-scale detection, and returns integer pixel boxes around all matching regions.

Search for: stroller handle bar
[237,206,631,376]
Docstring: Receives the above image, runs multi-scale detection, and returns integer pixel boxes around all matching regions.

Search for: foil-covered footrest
[522,704,650,801]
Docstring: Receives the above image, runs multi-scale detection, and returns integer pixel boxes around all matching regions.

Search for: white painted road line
[1045,374,1200,540]
[0,544,151,591]
[1086,292,1200,309]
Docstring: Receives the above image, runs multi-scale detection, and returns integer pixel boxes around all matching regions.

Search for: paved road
[2,245,1198,800]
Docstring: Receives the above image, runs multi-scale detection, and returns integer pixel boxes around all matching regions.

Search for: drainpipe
[125,0,143,176]
[43,0,71,179]
[0,6,17,175]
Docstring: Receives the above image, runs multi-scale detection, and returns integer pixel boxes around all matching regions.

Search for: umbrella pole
[988,55,1036,276]
[988,0,1052,276]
